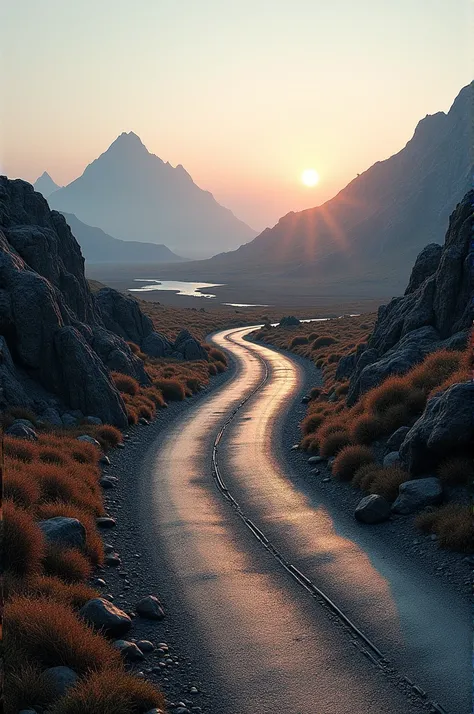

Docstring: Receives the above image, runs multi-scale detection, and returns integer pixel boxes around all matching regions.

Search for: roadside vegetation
[254,315,473,553]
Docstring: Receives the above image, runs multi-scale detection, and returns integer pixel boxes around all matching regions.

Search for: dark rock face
[391,477,443,514]
[173,329,209,362]
[399,383,474,474]
[141,331,173,358]
[96,288,154,344]
[347,192,473,404]
[0,176,161,424]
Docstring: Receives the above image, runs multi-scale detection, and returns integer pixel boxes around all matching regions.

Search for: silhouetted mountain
[33,171,61,198]
[49,132,256,259]
[161,82,473,297]
[60,212,185,264]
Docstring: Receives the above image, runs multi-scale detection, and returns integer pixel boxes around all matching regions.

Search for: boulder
[399,382,474,473]
[5,422,37,440]
[173,330,209,361]
[386,426,410,452]
[61,413,77,426]
[136,639,155,652]
[141,331,173,358]
[135,595,165,620]
[383,451,400,468]
[44,666,78,697]
[96,287,154,344]
[113,639,145,662]
[391,477,443,514]
[77,434,101,448]
[41,407,63,427]
[38,517,86,550]
[85,416,102,425]
[355,495,391,524]
[79,598,132,636]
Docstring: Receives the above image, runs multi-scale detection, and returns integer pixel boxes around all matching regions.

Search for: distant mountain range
[34,171,61,198]
[48,132,256,259]
[158,81,473,297]
[60,212,184,264]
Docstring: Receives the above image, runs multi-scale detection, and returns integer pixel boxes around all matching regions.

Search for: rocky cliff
[0,177,201,426]
[342,190,473,405]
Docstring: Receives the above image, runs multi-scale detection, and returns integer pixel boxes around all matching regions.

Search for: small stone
[116,442,125,449]
[430,533,438,541]
[189,686,198,694]
[310,468,320,475]
[79,598,131,636]
[322,477,330,483]
[105,553,121,567]
[100,455,111,466]
[383,451,401,468]
[327,457,335,468]
[290,444,300,450]
[85,416,102,425]
[137,640,155,652]
[95,577,106,587]
[38,517,86,550]
[139,417,150,425]
[104,543,115,553]
[6,422,38,440]
[157,643,169,651]
[301,395,310,404]
[96,516,116,528]
[308,456,324,464]
[136,595,165,620]
[77,434,101,448]
[355,495,391,524]
[113,639,145,661]
[100,477,117,489]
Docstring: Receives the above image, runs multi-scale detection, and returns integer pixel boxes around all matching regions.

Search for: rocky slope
[49,132,256,259]
[159,81,473,296]
[0,177,207,426]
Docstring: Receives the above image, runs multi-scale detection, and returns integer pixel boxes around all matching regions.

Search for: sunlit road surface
[149,326,471,714]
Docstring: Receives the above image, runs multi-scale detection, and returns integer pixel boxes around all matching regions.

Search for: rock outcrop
[346,191,473,405]
[0,177,160,425]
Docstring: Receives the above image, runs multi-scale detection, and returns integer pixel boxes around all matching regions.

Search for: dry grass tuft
[319,431,352,458]
[350,414,384,445]
[332,445,374,481]
[366,466,409,501]
[154,378,186,401]
[111,371,139,396]
[4,500,45,577]
[415,504,473,552]
[95,424,122,448]
[312,335,337,348]
[4,663,56,714]
[48,669,165,714]
[4,436,37,463]
[43,545,93,583]
[437,457,474,487]
[290,335,309,348]
[4,468,41,508]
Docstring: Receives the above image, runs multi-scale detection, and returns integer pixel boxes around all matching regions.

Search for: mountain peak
[108,131,148,153]
[33,171,61,198]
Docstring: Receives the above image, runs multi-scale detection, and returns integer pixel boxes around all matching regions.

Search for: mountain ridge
[33,170,61,198]
[49,132,256,258]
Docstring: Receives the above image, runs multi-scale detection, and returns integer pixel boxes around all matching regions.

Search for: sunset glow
[301,169,320,187]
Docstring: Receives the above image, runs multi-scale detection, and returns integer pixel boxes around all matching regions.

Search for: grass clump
[312,335,337,349]
[154,378,186,401]
[4,663,56,714]
[415,504,473,552]
[4,469,41,508]
[290,335,309,348]
[43,545,92,583]
[95,424,122,448]
[111,371,139,396]
[4,500,45,577]
[332,445,374,481]
[350,414,384,445]
[48,669,165,714]
[320,431,352,458]
[437,457,474,487]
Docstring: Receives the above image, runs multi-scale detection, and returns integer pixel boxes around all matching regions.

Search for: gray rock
[12,418,36,429]
[85,415,102,425]
[386,426,410,452]
[100,476,118,489]
[383,451,401,468]
[173,330,209,362]
[308,456,324,464]
[355,495,391,524]
[404,243,442,295]
[5,422,37,440]
[139,417,150,425]
[100,455,111,466]
[105,552,121,567]
[44,666,78,697]
[96,516,116,528]
[400,383,474,473]
[96,287,154,344]
[113,639,145,661]
[141,331,173,358]
[41,407,63,426]
[392,477,443,515]
[61,413,77,426]
[135,595,165,620]
[80,597,132,636]
[137,639,155,652]
[38,517,86,549]
[77,434,101,448]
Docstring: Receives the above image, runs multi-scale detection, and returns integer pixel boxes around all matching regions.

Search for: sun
[301,168,319,187]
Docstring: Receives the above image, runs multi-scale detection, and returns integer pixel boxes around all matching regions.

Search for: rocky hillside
[0,177,208,426]
[160,81,473,296]
[49,132,256,259]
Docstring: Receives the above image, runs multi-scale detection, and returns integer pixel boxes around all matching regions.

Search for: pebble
[104,543,115,553]
[322,477,331,483]
[291,444,300,450]
[105,553,121,567]
[96,516,116,528]
[116,442,125,449]
[310,468,320,475]
[95,577,106,587]
[308,456,323,464]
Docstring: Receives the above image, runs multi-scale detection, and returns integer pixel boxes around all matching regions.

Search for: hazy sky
[1,0,472,230]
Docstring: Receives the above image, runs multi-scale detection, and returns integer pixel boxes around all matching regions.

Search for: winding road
[146,326,471,714]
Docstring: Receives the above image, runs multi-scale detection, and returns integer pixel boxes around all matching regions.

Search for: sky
[1,0,473,231]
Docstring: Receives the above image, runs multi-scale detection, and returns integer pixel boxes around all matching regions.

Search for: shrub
[301,412,325,435]
[38,447,69,466]
[309,387,322,400]
[316,420,347,440]
[111,372,139,396]
[332,445,374,481]
[4,500,45,577]
[320,431,352,458]
[381,403,411,433]
[209,347,227,365]
[4,663,56,714]
[142,386,166,406]
[4,437,36,463]
[350,414,384,445]
[155,378,186,401]
[405,388,427,415]
[49,669,165,714]
[37,463,76,503]
[290,335,309,348]
[208,363,218,376]
[44,545,92,582]
[70,441,100,464]
[352,463,381,489]
[21,575,100,609]
[367,466,408,501]
[415,504,473,552]
[335,382,349,396]
[4,469,41,508]
[312,335,336,348]
[126,406,138,424]
[366,376,412,415]
[95,425,122,448]
[410,350,463,393]
[437,457,474,487]
[4,596,121,673]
